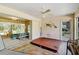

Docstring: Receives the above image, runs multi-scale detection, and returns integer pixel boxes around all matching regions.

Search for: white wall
[41,16,73,40]
[0,5,41,40]
[32,20,41,40]
[0,5,74,40]
[41,19,60,39]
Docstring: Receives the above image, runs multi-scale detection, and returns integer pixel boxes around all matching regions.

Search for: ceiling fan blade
[41,9,51,14]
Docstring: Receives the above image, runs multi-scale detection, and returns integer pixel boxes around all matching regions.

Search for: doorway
[61,20,71,41]
[76,17,79,39]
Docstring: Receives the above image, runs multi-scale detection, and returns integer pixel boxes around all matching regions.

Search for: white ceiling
[0,3,79,19]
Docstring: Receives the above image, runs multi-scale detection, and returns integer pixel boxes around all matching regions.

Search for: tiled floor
[0,38,71,55]
[3,38,31,50]
[0,49,25,55]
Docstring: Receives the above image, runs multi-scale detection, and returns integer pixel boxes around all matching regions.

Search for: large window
[0,22,11,35]
[12,23,25,34]
[0,22,25,35]
[61,20,71,41]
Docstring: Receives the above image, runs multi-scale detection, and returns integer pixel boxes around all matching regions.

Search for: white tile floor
[58,41,71,55]
[0,49,25,55]
[0,38,30,55]
[0,38,71,55]
[3,38,31,50]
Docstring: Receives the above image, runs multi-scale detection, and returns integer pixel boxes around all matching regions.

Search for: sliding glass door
[0,22,25,35]
[76,17,79,39]
[61,20,71,41]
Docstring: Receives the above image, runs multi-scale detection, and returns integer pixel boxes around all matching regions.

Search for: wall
[41,15,73,40]
[0,5,74,40]
[32,20,41,40]
[41,18,60,39]
[0,5,41,40]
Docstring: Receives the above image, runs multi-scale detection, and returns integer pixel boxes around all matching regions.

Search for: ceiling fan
[41,9,51,14]
[41,9,57,28]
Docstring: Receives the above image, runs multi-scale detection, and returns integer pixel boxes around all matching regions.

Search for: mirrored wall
[0,13,32,50]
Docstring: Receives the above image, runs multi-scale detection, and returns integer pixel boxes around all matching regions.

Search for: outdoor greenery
[0,25,4,31]
[0,22,25,35]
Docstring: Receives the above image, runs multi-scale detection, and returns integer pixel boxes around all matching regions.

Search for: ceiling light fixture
[41,9,51,14]
[10,17,19,20]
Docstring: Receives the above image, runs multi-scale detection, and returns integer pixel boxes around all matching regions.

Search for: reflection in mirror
[0,13,32,50]
[61,20,71,41]
[77,17,79,45]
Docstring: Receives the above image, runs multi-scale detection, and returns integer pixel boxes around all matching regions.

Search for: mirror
[0,13,32,50]
[61,20,71,41]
